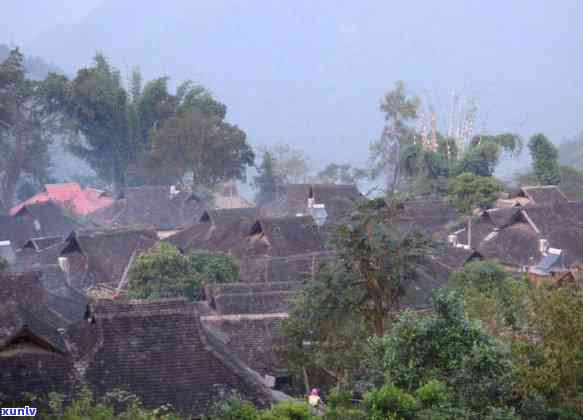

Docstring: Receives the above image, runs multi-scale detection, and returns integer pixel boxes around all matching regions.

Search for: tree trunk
[374,317,385,337]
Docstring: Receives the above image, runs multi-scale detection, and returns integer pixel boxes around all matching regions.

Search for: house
[205,281,302,315]
[88,185,205,236]
[527,249,574,286]
[497,185,569,208]
[261,183,362,223]
[21,236,62,252]
[397,199,462,237]
[167,214,326,259]
[58,228,158,291]
[0,291,285,416]
[448,199,583,277]
[13,201,78,239]
[0,240,16,265]
[10,183,114,216]
[213,181,253,209]
[202,313,289,385]
[0,215,38,248]
[247,216,326,258]
[0,272,76,403]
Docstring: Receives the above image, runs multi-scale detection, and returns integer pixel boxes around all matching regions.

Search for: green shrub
[128,243,238,300]
[363,384,418,420]
[205,393,259,420]
[257,400,312,420]
[415,380,449,408]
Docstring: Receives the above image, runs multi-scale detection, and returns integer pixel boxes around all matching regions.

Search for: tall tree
[528,133,561,185]
[60,53,131,191]
[149,108,254,189]
[0,48,60,212]
[331,198,435,336]
[253,151,280,205]
[456,133,522,177]
[370,81,420,195]
[447,172,502,213]
[316,163,368,185]
[262,142,312,183]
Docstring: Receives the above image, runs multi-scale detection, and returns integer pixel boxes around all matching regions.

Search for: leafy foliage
[330,198,435,336]
[127,243,238,300]
[0,48,60,211]
[315,163,368,185]
[366,291,518,414]
[527,133,561,185]
[254,151,282,206]
[447,172,502,213]
[282,264,369,387]
[18,388,179,419]
[148,108,254,189]
[370,81,420,194]
[260,143,312,184]
[513,285,583,410]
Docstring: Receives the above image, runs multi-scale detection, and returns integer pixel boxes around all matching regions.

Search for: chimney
[539,238,549,256]
[170,185,179,198]
[447,234,458,247]
[34,219,41,232]
[307,197,315,208]
[58,257,70,285]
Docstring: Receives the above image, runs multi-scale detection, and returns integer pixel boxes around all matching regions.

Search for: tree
[447,172,502,213]
[261,143,312,184]
[455,133,522,178]
[514,285,583,412]
[149,109,254,189]
[253,152,281,206]
[370,81,420,195]
[366,291,518,415]
[0,48,60,212]
[331,198,435,337]
[528,133,561,185]
[282,264,369,388]
[55,53,131,191]
[127,243,238,300]
[316,163,368,185]
[24,388,180,420]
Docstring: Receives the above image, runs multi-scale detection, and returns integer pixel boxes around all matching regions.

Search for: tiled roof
[89,186,205,230]
[10,183,114,216]
[60,228,158,290]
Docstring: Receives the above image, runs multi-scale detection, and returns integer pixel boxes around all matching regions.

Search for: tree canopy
[528,133,561,185]
[127,243,239,301]
[0,48,61,211]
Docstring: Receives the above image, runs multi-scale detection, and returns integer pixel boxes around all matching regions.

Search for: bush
[363,384,418,420]
[205,393,259,420]
[415,380,449,408]
[257,400,312,420]
[31,388,179,419]
[128,243,238,300]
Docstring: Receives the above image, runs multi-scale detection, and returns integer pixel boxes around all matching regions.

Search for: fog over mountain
[5,0,583,172]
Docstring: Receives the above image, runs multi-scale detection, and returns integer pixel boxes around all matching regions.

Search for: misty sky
[1,0,581,176]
